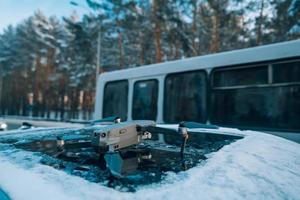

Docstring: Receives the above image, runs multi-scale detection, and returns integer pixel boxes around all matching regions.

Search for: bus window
[132,79,158,120]
[103,80,128,120]
[164,70,207,123]
[211,86,300,131]
[273,60,300,83]
[213,65,268,87]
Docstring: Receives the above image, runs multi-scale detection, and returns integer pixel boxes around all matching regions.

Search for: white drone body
[91,120,154,152]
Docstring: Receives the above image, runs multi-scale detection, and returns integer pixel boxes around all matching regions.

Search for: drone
[89,116,243,151]
[90,117,190,155]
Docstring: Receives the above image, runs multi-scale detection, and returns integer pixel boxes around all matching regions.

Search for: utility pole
[96,29,101,78]
[70,1,101,81]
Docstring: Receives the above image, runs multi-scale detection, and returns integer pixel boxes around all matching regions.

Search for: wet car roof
[0,126,299,200]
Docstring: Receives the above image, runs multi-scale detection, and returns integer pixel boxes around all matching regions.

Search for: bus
[94,39,300,142]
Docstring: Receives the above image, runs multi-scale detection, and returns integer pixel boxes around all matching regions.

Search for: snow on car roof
[0,128,299,200]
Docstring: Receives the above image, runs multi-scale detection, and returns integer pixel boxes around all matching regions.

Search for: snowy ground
[0,128,299,200]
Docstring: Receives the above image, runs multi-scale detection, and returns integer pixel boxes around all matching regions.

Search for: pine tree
[270,0,300,42]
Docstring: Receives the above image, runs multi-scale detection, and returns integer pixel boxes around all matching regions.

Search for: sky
[0,0,89,33]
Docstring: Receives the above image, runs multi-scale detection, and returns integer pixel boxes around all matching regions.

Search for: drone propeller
[90,116,121,125]
[179,121,219,129]
[143,121,241,139]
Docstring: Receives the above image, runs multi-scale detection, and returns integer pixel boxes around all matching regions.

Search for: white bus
[94,39,300,142]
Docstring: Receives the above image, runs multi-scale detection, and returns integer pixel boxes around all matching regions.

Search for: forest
[0,0,299,120]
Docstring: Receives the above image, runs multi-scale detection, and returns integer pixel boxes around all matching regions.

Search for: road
[1,118,84,131]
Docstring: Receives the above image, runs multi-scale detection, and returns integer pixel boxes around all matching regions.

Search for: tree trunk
[118,32,124,68]
[210,11,220,53]
[33,55,41,117]
[153,0,163,63]
[44,48,55,119]
[256,0,265,45]
[140,44,145,65]
[59,75,66,120]
[175,40,180,59]
[191,0,198,56]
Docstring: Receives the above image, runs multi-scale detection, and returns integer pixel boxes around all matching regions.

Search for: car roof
[0,127,299,199]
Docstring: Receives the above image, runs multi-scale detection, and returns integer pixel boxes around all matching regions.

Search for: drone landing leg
[180,136,188,159]
[178,123,189,159]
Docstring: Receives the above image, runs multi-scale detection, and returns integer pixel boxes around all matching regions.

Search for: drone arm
[178,123,189,157]
[142,124,189,156]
